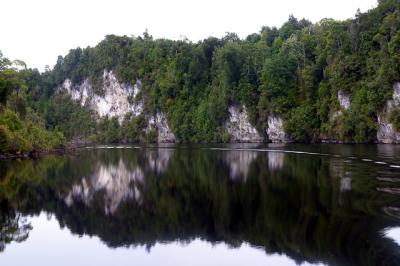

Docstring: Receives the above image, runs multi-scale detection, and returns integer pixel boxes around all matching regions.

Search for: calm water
[1,144,400,266]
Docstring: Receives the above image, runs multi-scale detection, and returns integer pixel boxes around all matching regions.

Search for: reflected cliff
[1,145,400,265]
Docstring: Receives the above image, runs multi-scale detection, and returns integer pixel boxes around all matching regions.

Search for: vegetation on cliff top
[1,0,400,144]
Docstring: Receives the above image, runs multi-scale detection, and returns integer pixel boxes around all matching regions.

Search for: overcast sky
[1,0,377,71]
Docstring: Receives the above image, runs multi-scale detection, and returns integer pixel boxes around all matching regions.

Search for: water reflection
[63,159,144,215]
[268,152,285,171]
[0,145,400,265]
[0,202,32,252]
[386,227,400,246]
[222,150,259,180]
[147,149,173,174]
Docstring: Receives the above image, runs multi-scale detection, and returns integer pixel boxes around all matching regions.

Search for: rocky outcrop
[377,115,400,144]
[225,106,263,143]
[62,70,176,143]
[387,81,400,109]
[320,90,351,143]
[267,115,289,143]
[61,70,143,122]
[337,90,351,110]
[330,90,351,122]
[377,82,400,144]
[147,112,176,143]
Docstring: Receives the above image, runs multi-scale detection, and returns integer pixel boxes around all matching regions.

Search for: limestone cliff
[61,70,176,143]
[267,115,289,143]
[377,82,400,144]
[147,113,176,143]
[62,70,143,122]
[225,106,263,143]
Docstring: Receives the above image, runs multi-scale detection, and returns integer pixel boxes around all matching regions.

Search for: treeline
[0,52,65,156]
[3,0,400,144]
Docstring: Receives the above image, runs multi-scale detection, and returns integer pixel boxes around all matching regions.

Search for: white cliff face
[64,160,144,215]
[330,90,351,122]
[267,115,289,143]
[337,90,351,110]
[225,106,263,143]
[62,70,177,142]
[148,112,176,143]
[387,82,400,109]
[377,82,400,144]
[61,70,143,122]
[377,115,400,144]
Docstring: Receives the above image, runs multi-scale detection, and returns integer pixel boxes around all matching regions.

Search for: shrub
[284,105,319,142]
[389,109,400,131]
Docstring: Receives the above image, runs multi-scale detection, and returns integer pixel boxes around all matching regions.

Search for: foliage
[284,105,319,142]
[45,93,95,139]
[0,108,65,153]
[389,108,400,130]
[4,0,400,144]
[0,53,65,154]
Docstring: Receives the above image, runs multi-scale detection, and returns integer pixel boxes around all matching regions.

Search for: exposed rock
[329,90,350,122]
[337,90,351,110]
[377,82,400,144]
[225,106,263,143]
[386,81,400,109]
[319,91,352,143]
[377,115,400,144]
[148,112,176,143]
[61,70,143,122]
[62,70,177,143]
[267,115,290,143]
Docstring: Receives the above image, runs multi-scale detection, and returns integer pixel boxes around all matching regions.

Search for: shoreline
[1,141,399,161]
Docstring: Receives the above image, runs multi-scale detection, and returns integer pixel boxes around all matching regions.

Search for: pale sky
[1,0,377,71]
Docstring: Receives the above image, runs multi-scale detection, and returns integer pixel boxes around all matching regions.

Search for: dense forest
[0,52,65,156]
[1,0,400,152]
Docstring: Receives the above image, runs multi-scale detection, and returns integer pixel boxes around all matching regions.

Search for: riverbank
[0,147,69,160]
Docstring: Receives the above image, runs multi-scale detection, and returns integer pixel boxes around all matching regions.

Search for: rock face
[225,106,263,143]
[377,115,400,144]
[377,82,400,144]
[337,90,351,110]
[148,112,176,143]
[267,115,289,143]
[62,70,176,143]
[62,70,143,122]
[330,90,351,122]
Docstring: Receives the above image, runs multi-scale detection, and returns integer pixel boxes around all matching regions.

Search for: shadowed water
[0,144,400,265]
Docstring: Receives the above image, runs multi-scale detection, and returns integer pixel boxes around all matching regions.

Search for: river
[0,144,400,265]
